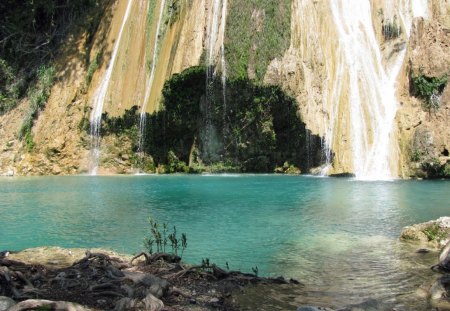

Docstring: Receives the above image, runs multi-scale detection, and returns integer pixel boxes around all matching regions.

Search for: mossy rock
[400,217,450,249]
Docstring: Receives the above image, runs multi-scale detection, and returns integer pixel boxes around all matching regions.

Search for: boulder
[8,299,90,311]
[429,276,450,309]
[438,241,450,272]
[114,293,164,311]
[0,296,16,311]
[400,217,450,248]
[122,272,169,298]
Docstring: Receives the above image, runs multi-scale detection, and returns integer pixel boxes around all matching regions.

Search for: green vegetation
[423,224,448,242]
[226,0,291,81]
[411,74,448,111]
[144,217,187,257]
[86,52,101,86]
[99,66,323,173]
[0,0,99,68]
[420,158,450,179]
[0,59,25,114]
[1,0,106,148]
[168,0,182,26]
[410,149,423,162]
[18,65,56,152]
[382,17,401,40]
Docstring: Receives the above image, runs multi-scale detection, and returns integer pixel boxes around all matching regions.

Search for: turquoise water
[0,175,449,309]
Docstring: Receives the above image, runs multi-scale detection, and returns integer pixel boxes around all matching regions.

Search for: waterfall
[89,0,134,175]
[205,0,227,159]
[412,0,429,18]
[328,0,423,180]
[220,0,228,109]
[138,0,167,155]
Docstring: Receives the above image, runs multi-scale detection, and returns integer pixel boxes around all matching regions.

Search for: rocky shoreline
[2,218,450,311]
[0,247,300,311]
[296,217,450,311]
[399,217,450,310]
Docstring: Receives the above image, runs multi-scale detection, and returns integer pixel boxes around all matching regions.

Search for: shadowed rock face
[439,241,450,271]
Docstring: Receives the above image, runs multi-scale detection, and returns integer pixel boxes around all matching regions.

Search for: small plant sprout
[181,232,187,257]
[252,266,259,277]
[163,223,168,253]
[143,217,188,258]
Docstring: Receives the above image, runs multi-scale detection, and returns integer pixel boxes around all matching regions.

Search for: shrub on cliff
[411,74,448,112]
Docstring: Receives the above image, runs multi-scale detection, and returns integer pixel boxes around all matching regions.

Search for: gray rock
[114,294,164,311]
[0,296,16,311]
[429,276,450,309]
[123,272,169,298]
[439,240,450,270]
[400,217,450,247]
[297,307,335,311]
[8,299,89,311]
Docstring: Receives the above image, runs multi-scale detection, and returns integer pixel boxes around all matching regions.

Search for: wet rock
[297,307,335,311]
[438,241,450,271]
[429,276,450,309]
[417,248,431,254]
[0,296,16,311]
[338,298,393,311]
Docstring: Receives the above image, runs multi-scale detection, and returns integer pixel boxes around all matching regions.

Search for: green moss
[18,64,55,151]
[226,0,291,81]
[423,224,447,242]
[86,52,101,86]
[0,58,24,114]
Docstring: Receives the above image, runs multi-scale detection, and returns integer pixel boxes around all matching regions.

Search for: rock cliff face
[397,15,450,178]
[0,0,448,177]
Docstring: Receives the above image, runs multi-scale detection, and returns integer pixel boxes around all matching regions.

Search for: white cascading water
[89,0,134,175]
[328,0,427,180]
[206,0,223,96]
[220,0,228,109]
[138,0,167,154]
[205,0,227,156]
[412,0,429,18]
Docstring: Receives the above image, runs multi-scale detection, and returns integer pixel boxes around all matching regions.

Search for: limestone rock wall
[0,0,448,177]
[396,17,450,178]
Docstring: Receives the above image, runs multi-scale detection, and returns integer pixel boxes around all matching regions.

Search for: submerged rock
[297,307,335,311]
[338,299,394,311]
[429,275,450,309]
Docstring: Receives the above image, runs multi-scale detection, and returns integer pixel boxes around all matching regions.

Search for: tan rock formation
[396,17,450,178]
[0,0,448,177]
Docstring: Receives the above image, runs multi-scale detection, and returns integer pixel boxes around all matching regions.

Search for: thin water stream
[89,0,134,175]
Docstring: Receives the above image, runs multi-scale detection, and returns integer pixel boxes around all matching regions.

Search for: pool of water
[0,175,448,309]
